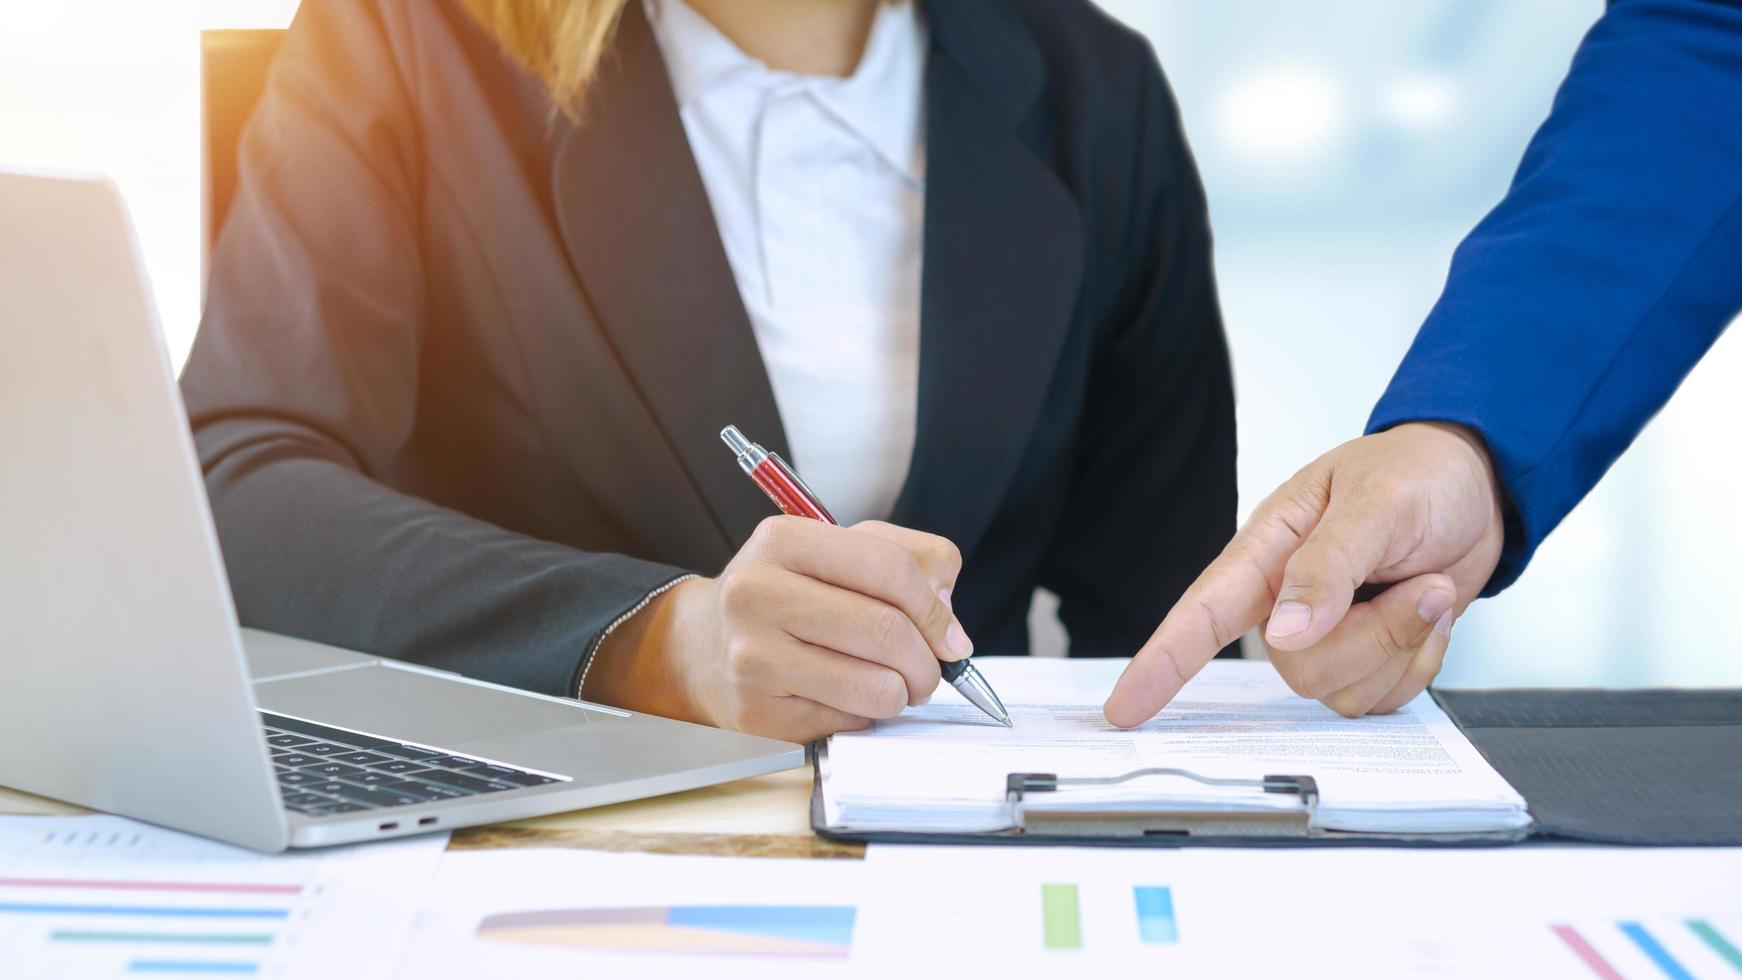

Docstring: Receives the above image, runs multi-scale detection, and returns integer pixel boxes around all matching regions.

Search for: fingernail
[1418,589,1455,624]
[946,619,973,657]
[1434,611,1454,637]
[1267,602,1311,639]
[938,588,953,610]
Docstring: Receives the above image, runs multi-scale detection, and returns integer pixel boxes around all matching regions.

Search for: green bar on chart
[1040,884,1082,951]
[1133,886,1178,944]
[1688,920,1742,972]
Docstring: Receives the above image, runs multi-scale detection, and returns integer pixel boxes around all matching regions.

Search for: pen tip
[1001,717,1015,728]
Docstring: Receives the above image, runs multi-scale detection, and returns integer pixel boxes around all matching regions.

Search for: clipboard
[811,686,1742,848]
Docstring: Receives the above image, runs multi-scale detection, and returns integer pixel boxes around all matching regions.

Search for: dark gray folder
[1434,688,1742,845]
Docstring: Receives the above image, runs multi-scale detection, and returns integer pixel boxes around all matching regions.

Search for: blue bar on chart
[0,903,289,919]
[1619,923,1695,980]
[128,963,260,975]
[1133,886,1178,945]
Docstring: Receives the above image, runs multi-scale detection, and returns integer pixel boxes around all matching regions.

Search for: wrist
[1391,420,1509,588]
[1397,421,1499,494]
[583,576,714,723]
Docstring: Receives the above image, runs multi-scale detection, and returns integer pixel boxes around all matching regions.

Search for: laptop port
[378,822,399,831]
[418,816,438,826]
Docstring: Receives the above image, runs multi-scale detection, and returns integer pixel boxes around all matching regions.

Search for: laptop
[0,169,803,852]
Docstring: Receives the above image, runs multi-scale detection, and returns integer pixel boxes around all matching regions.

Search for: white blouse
[647,0,927,527]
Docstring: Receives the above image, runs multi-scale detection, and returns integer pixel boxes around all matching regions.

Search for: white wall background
[2,0,1736,687]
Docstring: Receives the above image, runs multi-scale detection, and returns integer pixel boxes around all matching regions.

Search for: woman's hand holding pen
[586,517,974,742]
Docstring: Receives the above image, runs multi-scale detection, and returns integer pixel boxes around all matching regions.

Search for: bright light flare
[1383,72,1457,129]
[1215,65,1347,163]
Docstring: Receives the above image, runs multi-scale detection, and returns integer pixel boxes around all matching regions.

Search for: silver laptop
[0,169,803,852]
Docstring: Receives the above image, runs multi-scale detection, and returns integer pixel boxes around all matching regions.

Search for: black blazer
[182,0,1236,698]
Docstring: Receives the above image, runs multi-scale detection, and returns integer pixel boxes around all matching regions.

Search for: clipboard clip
[1005,769,1320,836]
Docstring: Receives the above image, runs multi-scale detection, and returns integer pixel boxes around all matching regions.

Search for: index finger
[1102,512,1303,728]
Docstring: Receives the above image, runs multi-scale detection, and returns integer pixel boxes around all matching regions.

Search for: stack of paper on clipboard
[816,658,1532,842]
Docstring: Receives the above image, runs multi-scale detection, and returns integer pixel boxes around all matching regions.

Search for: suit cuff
[574,573,700,699]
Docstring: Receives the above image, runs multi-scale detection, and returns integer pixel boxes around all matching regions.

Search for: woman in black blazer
[182,0,1235,742]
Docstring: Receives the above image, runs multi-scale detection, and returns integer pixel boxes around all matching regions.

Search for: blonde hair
[460,0,632,116]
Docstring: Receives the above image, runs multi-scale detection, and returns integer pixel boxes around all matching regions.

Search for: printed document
[0,814,447,978]
[820,658,1530,835]
[853,845,1742,978]
[394,848,864,980]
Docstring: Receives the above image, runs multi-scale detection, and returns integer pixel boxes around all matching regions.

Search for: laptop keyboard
[262,712,565,817]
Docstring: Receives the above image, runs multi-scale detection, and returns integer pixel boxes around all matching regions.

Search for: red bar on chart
[1552,924,1625,980]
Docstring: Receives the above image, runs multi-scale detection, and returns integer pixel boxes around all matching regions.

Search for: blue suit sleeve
[1367,0,1742,594]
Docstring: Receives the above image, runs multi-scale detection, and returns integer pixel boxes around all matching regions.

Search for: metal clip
[1005,769,1319,832]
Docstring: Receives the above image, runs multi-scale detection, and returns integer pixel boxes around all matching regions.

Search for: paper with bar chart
[1292,849,1742,979]
[855,845,1209,971]
[394,848,865,979]
[1371,910,1742,978]
[858,844,1742,977]
[1105,846,1742,978]
[1552,916,1742,979]
[0,814,446,978]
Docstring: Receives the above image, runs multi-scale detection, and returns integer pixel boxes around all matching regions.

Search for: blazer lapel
[550,2,788,551]
[551,0,1081,560]
[890,5,1085,560]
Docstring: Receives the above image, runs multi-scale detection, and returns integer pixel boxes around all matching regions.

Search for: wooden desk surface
[0,765,859,858]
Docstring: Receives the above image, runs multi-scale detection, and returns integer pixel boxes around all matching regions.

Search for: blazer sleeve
[1367,0,1742,594]
[1038,55,1239,657]
[181,0,690,697]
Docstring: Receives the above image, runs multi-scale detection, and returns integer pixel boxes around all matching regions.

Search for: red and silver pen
[720,425,1012,727]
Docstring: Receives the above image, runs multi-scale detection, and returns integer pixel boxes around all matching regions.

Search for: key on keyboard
[260,711,565,818]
